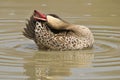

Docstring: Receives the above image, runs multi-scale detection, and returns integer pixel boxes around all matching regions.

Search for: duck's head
[33,10,68,29]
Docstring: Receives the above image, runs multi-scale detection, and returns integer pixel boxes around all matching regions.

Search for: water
[0,0,120,80]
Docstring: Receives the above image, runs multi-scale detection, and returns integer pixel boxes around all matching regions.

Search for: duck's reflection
[25,50,94,80]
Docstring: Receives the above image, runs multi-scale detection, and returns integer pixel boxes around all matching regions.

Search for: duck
[23,10,94,50]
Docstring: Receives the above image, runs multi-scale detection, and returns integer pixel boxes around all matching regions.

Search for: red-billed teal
[23,10,94,50]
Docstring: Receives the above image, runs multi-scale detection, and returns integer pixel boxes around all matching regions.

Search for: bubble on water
[110,14,117,17]
[84,14,92,17]
[9,12,15,16]
[41,4,47,7]
[8,10,16,16]
[87,3,92,6]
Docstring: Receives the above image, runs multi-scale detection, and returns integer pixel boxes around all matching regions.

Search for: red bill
[33,10,47,21]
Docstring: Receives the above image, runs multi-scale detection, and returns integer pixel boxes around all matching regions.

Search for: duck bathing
[23,10,94,50]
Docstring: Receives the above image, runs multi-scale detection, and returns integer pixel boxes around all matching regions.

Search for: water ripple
[0,20,120,80]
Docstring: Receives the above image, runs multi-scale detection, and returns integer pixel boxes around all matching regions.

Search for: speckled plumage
[23,11,94,50]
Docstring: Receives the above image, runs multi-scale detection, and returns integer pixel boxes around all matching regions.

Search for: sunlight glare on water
[0,0,120,80]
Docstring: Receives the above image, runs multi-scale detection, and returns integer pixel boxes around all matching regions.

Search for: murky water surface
[0,0,120,80]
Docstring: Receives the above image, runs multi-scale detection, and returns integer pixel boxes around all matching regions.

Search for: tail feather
[23,16,36,40]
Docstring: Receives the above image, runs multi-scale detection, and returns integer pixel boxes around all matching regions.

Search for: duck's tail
[23,16,36,40]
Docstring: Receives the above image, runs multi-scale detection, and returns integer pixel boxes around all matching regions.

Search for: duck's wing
[35,22,81,50]
[23,16,36,40]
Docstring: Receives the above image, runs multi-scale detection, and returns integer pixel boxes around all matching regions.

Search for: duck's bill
[33,10,47,21]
